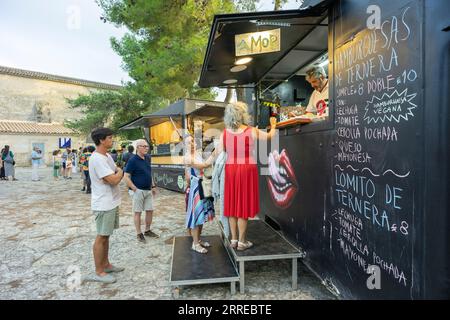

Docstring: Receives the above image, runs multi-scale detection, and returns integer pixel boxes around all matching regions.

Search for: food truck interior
[199,0,450,299]
[198,1,330,131]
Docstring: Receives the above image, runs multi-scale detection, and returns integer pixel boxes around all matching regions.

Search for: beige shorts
[129,189,154,213]
[93,207,119,236]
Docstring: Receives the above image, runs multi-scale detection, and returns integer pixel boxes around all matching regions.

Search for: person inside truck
[305,66,329,118]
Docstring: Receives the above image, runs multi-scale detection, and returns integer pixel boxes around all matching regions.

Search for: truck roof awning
[119,99,228,130]
[119,116,182,130]
[198,0,332,88]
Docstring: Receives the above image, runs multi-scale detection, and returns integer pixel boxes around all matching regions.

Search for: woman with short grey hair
[210,101,277,251]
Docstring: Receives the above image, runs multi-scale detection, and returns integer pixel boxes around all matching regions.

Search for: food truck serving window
[150,120,181,145]
[198,0,333,134]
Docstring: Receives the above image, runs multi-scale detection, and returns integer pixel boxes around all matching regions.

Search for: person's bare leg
[93,235,109,276]
[144,210,153,232]
[238,218,248,243]
[198,224,203,238]
[134,212,142,234]
[191,227,200,245]
[104,237,111,269]
[229,217,238,241]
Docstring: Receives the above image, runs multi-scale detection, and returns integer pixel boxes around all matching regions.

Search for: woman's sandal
[192,242,208,254]
[199,239,211,247]
[237,240,253,251]
[230,239,238,249]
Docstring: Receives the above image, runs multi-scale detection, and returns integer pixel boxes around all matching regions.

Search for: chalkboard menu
[155,144,171,155]
[152,165,185,192]
[328,3,422,298]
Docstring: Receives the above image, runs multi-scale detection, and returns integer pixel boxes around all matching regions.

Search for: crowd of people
[2,101,277,284]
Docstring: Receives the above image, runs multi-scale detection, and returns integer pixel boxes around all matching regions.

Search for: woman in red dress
[212,102,276,250]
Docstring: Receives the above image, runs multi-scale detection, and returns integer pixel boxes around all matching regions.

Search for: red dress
[223,127,260,218]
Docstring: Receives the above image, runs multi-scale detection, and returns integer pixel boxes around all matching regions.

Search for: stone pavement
[0,167,335,300]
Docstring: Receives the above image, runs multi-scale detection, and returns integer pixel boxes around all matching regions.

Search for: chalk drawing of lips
[266,149,298,209]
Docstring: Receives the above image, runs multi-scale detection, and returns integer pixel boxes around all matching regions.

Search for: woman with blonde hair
[212,101,277,250]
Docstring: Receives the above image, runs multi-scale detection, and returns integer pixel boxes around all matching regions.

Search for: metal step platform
[169,235,239,296]
[219,219,306,294]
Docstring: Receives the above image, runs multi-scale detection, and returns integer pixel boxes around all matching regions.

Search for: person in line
[110,149,118,163]
[70,149,78,175]
[0,148,5,181]
[52,150,62,181]
[1,145,17,181]
[88,127,124,284]
[61,147,71,179]
[121,145,134,169]
[210,102,276,251]
[124,139,158,243]
[184,135,215,254]
[65,149,73,180]
[80,146,94,194]
[79,147,87,191]
[31,146,42,181]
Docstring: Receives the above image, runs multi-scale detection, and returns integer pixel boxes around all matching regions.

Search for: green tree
[97,0,240,103]
[65,87,154,139]
[69,0,260,139]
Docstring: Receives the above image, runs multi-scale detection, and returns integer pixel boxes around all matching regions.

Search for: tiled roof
[0,120,75,135]
[0,65,123,91]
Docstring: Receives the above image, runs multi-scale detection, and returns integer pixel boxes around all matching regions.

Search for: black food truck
[120,99,227,192]
[198,0,449,299]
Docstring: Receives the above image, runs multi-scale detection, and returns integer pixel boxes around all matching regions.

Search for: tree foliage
[65,87,151,139]
[97,0,242,102]
[70,0,261,138]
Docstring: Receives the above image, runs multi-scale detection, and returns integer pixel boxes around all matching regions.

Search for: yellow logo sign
[235,29,281,57]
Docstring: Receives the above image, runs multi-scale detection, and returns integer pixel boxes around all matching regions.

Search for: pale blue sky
[0,0,301,87]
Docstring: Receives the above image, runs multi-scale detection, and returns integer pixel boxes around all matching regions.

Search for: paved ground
[0,167,336,300]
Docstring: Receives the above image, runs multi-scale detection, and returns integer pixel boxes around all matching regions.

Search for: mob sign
[235,29,280,56]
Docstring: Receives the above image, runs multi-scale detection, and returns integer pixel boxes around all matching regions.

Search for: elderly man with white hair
[124,138,158,243]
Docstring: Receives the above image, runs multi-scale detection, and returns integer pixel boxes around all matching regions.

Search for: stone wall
[0,74,100,123]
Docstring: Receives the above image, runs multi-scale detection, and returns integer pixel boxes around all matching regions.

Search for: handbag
[202,177,213,198]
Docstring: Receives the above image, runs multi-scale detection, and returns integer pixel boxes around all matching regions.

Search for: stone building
[0,120,82,166]
[0,65,122,166]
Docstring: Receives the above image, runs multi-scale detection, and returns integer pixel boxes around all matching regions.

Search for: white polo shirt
[306,80,329,117]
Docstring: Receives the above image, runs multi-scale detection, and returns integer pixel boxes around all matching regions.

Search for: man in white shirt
[88,127,124,284]
[305,66,329,117]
